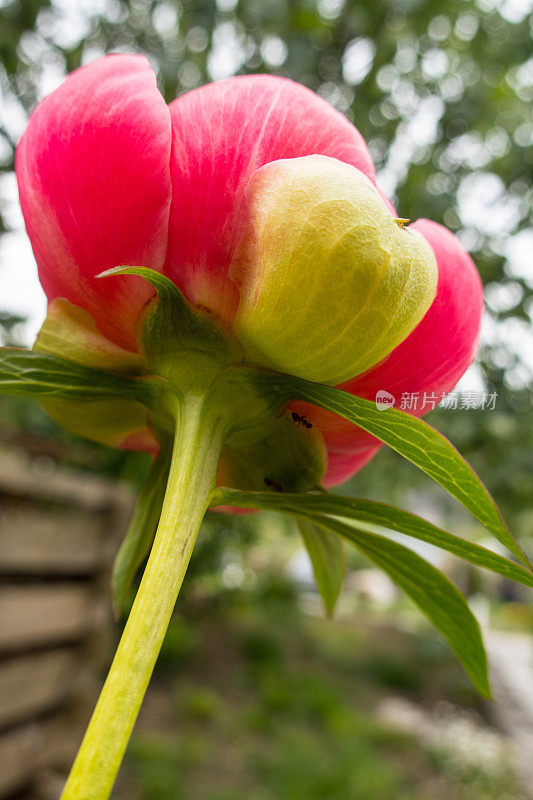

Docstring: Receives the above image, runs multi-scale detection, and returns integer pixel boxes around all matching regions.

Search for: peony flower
[16,56,519,800]
[16,54,483,490]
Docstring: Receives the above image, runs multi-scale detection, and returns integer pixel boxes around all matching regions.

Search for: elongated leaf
[298,518,345,615]
[212,487,490,694]
[112,439,172,616]
[211,488,533,589]
[245,370,529,568]
[310,516,490,696]
[0,348,157,405]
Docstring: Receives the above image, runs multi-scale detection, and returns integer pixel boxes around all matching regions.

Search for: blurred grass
[114,582,526,800]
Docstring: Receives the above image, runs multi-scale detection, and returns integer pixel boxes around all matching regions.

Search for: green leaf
[297,518,345,615]
[316,516,490,696]
[112,439,172,616]
[0,348,157,405]
[246,371,530,569]
[211,487,490,695]
[211,488,533,590]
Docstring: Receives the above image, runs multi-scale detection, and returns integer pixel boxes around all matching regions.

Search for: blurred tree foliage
[0,0,531,538]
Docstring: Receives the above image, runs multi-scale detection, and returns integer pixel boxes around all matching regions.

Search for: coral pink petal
[16,54,172,350]
[209,504,256,515]
[119,429,159,455]
[307,219,484,457]
[323,447,381,488]
[165,75,376,321]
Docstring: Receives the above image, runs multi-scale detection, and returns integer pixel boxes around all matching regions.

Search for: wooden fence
[0,448,134,798]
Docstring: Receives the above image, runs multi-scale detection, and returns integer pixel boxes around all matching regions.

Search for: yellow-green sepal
[33,297,157,448]
[35,298,142,374]
[232,155,438,385]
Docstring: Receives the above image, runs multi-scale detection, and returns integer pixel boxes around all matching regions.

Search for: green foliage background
[0,0,531,539]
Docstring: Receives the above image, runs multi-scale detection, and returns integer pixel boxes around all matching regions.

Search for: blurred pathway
[486,630,533,790]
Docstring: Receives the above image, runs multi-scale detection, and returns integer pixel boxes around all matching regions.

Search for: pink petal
[16,54,172,350]
[165,75,375,321]
[322,446,381,487]
[119,429,159,455]
[299,219,484,462]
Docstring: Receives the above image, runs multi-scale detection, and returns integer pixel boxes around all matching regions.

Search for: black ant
[264,477,283,492]
[290,411,313,429]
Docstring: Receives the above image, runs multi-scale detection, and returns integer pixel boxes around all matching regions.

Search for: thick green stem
[61,393,225,800]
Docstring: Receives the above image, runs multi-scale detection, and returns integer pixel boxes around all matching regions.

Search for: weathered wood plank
[0,585,102,652]
[27,769,66,800]
[0,724,43,797]
[0,447,135,795]
[0,707,91,798]
[0,649,80,728]
[0,509,107,574]
[0,449,134,511]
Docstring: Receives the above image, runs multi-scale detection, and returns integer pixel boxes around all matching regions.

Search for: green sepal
[42,396,156,449]
[297,518,345,616]
[220,410,327,494]
[98,267,242,390]
[112,438,172,616]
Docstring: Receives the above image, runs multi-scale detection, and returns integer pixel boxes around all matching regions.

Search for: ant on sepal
[290,411,313,429]
[264,477,283,492]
